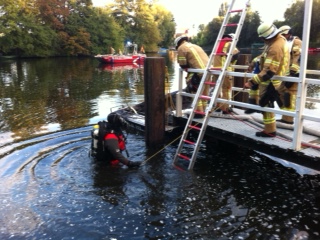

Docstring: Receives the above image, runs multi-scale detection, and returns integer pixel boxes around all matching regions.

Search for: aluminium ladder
[173,0,251,170]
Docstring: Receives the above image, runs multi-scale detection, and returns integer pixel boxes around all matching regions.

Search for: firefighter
[244,45,267,114]
[174,35,210,118]
[213,33,240,114]
[276,25,302,124]
[104,113,142,167]
[244,23,290,137]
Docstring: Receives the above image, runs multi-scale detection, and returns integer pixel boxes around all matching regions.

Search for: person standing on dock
[174,35,210,118]
[244,23,290,137]
[276,25,302,125]
[213,33,240,114]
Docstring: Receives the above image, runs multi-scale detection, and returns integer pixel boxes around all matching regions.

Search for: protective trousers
[245,84,260,114]
[277,82,298,123]
[187,73,209,113]
[259,80,281,133]
[217,76,233,112]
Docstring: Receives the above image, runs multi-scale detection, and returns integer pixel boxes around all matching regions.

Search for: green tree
[85,8,125,54]
[193,3,262,50]
[151,4,175,49]
[283,0,320,47]
[0,0,56,56]
[108,0,163,52]
[230,11,261,48]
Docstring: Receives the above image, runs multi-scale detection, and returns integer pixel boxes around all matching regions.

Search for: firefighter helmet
[257,23,280,39]
[223,33,235,39]
[174,35,188,49]
[279,25,292,35]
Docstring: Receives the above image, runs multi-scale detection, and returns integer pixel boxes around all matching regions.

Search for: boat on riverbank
[95,43,146,64]
[95,53,146,64]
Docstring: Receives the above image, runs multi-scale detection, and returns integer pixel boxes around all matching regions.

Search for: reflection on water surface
[0,56,320,239]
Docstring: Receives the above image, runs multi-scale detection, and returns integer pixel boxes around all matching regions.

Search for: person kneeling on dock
[91,113,142,168]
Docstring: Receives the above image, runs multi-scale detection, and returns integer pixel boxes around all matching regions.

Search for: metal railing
[175,65,320,151]
[174,0,320,151]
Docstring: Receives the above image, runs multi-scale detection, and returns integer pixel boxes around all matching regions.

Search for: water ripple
[0,127,320,239]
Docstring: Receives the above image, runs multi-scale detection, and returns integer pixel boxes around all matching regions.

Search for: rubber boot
[256,122,277,138]
[244,98,259,114]
[279,116,294,124]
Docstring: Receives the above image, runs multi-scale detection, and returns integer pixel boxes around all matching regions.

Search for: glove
[290,70,299,77]
[127,161,142,168]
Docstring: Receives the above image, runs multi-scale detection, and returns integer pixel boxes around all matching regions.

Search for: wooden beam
[144,57,165,147]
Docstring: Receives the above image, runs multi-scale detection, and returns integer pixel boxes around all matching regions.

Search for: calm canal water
[1,53,320,239]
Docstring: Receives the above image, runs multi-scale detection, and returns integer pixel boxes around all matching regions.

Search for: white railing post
[292,0,313,150]
[175,68,184,117]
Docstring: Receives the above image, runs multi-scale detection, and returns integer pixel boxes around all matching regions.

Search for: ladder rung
[189,124,201,131]
[205,81,215,86]
[194,110,205,116]
[225,23,238,27]
[178,153,190,161]
[220,37,232,41]
[173,164,185,171]
[183,139,195,145]
[215,53,227,56]
[229,9,243,13]
[200,95,211,100]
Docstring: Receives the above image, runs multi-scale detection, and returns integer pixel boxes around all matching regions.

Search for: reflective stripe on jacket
[177,42,208,69]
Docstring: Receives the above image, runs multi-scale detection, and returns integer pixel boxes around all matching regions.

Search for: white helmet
[279,25,291,35]
[257,23,280,39]
[174,35,188,49]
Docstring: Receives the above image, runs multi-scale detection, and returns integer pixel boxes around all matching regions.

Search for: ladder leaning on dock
[173,0,251,170]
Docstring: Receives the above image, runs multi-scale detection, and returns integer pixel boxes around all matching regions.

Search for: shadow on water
[0,55,320,239]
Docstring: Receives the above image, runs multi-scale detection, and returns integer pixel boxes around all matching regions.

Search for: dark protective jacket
[177,41,208,69]
[104,132,129,165]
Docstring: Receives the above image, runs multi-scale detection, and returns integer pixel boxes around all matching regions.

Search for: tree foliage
[192,0,320,51]
[0,0,175,57]
[0,0,319,57]
[283,0,320,47]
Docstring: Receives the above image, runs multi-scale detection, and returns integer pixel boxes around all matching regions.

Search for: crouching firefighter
[91,112,142,168]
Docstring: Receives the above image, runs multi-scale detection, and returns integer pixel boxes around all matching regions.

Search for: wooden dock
[117,105,320,171]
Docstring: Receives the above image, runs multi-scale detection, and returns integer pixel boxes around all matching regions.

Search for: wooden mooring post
[144,57,165,147]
